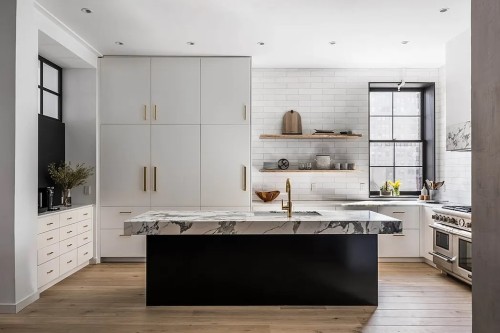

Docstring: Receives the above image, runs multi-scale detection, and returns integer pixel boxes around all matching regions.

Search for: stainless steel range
[429,206,472,285]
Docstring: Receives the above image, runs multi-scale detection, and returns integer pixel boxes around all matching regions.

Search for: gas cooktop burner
[442,206,472,213]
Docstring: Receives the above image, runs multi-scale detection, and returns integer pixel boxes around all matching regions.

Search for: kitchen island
[124,210,402,306]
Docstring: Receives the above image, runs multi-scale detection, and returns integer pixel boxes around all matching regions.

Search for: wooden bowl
[255,191,280,202]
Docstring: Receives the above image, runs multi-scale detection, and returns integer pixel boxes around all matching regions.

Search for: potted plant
[379,181,392,196]
[48,162,94,207]
[389,180,402,196]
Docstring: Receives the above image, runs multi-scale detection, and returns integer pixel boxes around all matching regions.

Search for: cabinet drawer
[60,210,79,227]
[100,229,146,258]
[78,206,93,221]
[60,236,78,255]
[378,229,420,258]
[378,206,420,229]
[37,229,60,249]
[100,207,150,229]
[60,223,78,241]
[78,230,92,246]
[37,258,59,288]
[60,249,78,275]
[38,243,60,265]
[38,214,60,234]
[77,242,93,265]
[78,219,92,234]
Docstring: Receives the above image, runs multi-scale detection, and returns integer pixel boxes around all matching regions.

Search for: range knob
[450,217,457,225]
[458,219,466,227]
[466,222,472,228]
[440,215,446,221]
[432,214,438,220]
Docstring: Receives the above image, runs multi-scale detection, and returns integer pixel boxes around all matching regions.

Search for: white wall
[63,69,97,205]
[252,68,442,201]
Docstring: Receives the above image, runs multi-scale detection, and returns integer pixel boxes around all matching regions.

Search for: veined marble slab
[124,210,402,235]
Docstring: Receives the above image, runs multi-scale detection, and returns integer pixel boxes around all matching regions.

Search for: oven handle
[429,252,457,263]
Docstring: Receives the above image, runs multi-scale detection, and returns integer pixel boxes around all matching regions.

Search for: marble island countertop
[124,210,402,236]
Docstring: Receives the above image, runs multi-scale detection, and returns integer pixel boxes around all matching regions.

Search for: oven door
[430,226,455,270]
[453,235,472,284]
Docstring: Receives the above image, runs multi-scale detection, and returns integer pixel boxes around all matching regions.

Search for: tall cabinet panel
[151,58,201,125]
[100,57,151,124]
[100,125,151,207]
[201,125,250,207]
[201,58,251,125]
[151,125,201,207]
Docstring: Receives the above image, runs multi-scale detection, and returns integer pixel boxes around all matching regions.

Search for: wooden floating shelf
[259,134,362,139]
[259,169,356,173]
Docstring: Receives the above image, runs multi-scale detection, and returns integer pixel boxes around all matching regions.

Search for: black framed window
[38,56,62,121]
[369,88,426,196]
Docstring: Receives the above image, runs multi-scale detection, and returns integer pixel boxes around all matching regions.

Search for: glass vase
[393,188,400,196]
[63,189,72,207]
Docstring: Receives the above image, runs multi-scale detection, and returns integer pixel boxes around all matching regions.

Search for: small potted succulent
[389,180,402,196]
[48,162,94,207]
[379,181,392,196]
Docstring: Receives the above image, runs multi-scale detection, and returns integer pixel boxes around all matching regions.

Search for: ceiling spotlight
[257,42,265,46]
[115,41,124,46]
[186,42,195,46]
[401,41,409,45]
[439,8,449,13]
[81,8,92,14]
[329,41,336,45]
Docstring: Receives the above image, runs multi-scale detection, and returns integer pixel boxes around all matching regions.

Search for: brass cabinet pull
[67,217,72,220]
[47,222,53,226]
[153,167,157,192]
[83,213,88,216]
[243,166,247,191]
[67,260,73,264]
[153,105,158,121]
[143,105,147,120]
[47,237,53,241]
[67,243,73,247]
[83,237,88,241]
[84,252,89,256]
[143,167,147,191]
[47,270,53,274]
[47,251,54,255]
[243,105,247,120]
[119,211,132,214]
[67,230,72,234]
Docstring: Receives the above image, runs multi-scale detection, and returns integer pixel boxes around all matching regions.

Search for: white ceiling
[36,0,470,68]
[38,31,94,68]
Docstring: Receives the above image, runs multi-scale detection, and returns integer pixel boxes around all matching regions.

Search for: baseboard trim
[378,257,425,263]
[0,292,40,314]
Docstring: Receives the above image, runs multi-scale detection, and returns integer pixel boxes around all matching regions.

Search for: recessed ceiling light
[115,41,124,46]
[439,8,449,13]
[257,42,265,46]
[186,42,195,46]
[81,8,92,14]
[401,41,409,45]
[329,41,336,45]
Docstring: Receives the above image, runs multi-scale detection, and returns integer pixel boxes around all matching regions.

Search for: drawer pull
[392,212,405,214]
[84,252,89,256]
[83,237,89,241]
[47,237,54,241]
[67,230,73,234]
[47,270,54,274]
[83,213,89,216]
[83,225,89,228]
[47,222,54,226]
[67,243,73,247]
[119,211,132,214]
[119,234,131,237]
[393,234,406,237]
[67,260,73,264]
[67,217,73,220]
[47,251,54,255]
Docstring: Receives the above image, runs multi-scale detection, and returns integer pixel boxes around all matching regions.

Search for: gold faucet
[281,178,292,217]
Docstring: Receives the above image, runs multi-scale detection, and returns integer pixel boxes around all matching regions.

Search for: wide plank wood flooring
[0,263,472,333]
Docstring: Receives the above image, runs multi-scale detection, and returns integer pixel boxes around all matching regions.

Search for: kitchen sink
[253,211,322,216]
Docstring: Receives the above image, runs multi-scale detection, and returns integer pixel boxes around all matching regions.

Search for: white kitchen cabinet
[377,206,420,258]
[100,125,151,207]
[151,125,200,207]
[420,206,435,262]
[201,57,251,125]
[100,207,151,229]
[100,229,146,258]
[100,57,151,124]
[151,58,201,124]
[201,125,251,207]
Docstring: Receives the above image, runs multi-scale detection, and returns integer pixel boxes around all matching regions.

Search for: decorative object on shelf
[315,155,331,170]
[379,181,392,196]
[425,179,444,200]
[339,130,353,135]
[333,162,341,170]
[298,162,306,170]
[263,161,279,170]
[260,133,362,139]
[305,162,312,170]
[314,129,335,134]
[388,180,402,196]
[281,110,302,135]
[347,163,356,170]
[340,162,348,170]
[277,159,289,170]
[48,162,94,207]
[255,190,281,202]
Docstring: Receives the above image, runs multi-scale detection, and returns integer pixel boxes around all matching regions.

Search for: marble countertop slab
[124,210,402,236]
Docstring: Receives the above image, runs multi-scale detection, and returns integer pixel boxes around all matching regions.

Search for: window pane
[394,92,421,116]
[370,142,394,166]
[43,63,59,93]
[38,60,41,86]
[38,89,41,114]
[370,117,392,140]
[370,167,394,192]
[43,91,59,119]
[370,92,392,115]
[395,167,423,191]
[393,117,420,140]
[395,142,422,166]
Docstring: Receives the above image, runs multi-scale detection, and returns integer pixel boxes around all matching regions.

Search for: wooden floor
[0,263,472,333]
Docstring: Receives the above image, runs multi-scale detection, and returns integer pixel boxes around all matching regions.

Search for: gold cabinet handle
[143,167,147,191]
[243,105,247,121]
[243,166,247,191]
[153,167,157,192]
[143,105,147,120]
[153,105,158,121]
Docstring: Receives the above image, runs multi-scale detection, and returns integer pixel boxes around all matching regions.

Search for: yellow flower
[388,180,401,189]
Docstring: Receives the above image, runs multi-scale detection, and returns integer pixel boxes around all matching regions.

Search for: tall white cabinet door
[201,125,250,207]
[150,125,201,207]
[151,58,201,125]
[100,125,151,206]
[201,57,251,125]
[100,57,151,124]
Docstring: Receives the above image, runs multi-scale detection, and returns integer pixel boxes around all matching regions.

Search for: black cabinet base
[146,234,378,306]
